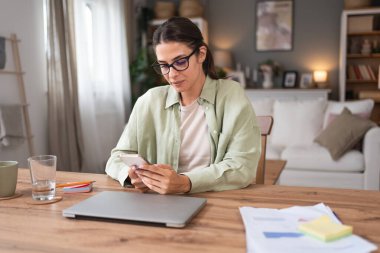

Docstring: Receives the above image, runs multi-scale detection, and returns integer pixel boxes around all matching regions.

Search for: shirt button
[213,130,218,134]
[205,107,208,110]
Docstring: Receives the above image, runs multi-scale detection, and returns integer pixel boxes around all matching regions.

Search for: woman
[106,17,260,194]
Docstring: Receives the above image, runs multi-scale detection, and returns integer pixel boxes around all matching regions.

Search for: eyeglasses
[152,48,198,75]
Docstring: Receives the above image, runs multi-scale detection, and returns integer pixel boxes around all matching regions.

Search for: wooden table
[1,169,379,253]
[264,159,286,185]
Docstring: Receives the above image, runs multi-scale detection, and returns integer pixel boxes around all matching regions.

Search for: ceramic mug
[0,161,18,197]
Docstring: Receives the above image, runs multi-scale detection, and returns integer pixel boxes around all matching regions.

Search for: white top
[178,100,211,173]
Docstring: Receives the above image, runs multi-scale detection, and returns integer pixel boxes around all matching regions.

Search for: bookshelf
[340,8,380,124]
[340,8,380,100]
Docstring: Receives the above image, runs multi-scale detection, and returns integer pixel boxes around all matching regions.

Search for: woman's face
[155,42,206,94]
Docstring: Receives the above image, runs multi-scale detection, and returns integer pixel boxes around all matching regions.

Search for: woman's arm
[105,100,139,186]
[131,99,261,194]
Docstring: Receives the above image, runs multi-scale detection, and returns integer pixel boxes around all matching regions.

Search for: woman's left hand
[135,164,191,194]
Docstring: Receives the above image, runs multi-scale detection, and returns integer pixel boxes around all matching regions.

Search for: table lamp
[313,70,328,88]
[213,50,233,72]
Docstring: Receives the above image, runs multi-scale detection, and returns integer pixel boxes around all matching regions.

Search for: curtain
[74,0,131,173]
[46,0,84,171]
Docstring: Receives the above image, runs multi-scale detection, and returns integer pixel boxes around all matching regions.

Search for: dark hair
[152,16,218,80]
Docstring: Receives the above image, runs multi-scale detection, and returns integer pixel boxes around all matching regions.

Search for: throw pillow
[251,98,274,116]
[271,99,327,147]
[325,112,370,127]
[322,99,374,129]
[315,107,376,160]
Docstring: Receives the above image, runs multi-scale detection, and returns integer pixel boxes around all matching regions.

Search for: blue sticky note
[264,232,303,238]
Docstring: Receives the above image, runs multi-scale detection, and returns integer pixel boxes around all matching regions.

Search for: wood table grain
[0,169,379,253]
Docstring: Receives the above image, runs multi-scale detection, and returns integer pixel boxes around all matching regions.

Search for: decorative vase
[260,64,274,89]
[154,1,176,19]
[262,72,274,89]
[179,0,204,18]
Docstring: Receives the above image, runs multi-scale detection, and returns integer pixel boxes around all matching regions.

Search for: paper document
[239,203,377,253]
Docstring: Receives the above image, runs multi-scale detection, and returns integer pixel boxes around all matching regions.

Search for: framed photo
[282,71,298,88]
[299,73,313,88]
[227,71,246,88]
[256,0,293,51]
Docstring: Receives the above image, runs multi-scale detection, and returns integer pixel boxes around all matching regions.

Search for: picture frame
[227,71,246,88]
[282,71,298,88]
[299,73,313,88]
[255,0,293,52]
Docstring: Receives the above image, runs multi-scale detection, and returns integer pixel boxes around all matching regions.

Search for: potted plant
[130,46,162,106]
[129,7,162,106]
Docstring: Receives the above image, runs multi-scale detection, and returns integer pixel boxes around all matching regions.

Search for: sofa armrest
[363,127,380,190]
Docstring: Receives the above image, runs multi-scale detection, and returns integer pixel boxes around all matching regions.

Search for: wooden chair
[255,116,273,184]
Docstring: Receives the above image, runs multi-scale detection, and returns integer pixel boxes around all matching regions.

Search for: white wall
[0,0,48,167]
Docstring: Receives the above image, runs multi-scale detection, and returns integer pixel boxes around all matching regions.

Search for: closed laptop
[62,191,207,228]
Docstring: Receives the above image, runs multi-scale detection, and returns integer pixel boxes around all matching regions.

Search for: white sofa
[251,98,380,190]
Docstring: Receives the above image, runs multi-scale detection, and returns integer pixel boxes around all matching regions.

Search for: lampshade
[213,50,232,69]
[313,70,328,83]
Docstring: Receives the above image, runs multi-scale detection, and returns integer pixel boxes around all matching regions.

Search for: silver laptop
[62,191,207,228]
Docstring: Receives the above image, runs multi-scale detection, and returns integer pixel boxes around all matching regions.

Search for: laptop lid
[62,191,207,228]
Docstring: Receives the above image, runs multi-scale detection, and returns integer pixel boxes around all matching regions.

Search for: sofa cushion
[265,144,283,160]
[323,99,374,129]
[270,99,327,147]
[251,98,274,116]
[315,107,376,160]
[281,143,364,172]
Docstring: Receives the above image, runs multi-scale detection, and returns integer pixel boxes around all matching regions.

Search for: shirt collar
[165,76,216,109]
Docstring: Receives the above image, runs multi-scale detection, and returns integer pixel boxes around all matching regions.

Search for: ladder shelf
[0,33,35,156]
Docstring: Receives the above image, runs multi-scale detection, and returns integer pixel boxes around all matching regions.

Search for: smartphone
[119,154,149,167]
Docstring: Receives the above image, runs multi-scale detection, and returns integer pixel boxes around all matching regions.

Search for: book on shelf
[347,64,377,81]
[368,65,377,80]
[359,65,370,80]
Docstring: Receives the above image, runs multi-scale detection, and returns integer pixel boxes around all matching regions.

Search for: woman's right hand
[128,166,149,192]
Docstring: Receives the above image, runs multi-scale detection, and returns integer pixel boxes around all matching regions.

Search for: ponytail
[202,43,218,80]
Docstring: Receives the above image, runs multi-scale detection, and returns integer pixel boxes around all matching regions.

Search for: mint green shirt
[105,76,261,193]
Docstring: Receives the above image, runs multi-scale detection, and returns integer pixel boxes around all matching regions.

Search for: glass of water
[28,155,57,201]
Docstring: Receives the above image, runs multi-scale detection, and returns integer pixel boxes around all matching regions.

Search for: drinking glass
[28,155,57,201]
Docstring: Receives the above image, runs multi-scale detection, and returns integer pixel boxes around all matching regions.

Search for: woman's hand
[135,164,191,194]
[128,166,149,192]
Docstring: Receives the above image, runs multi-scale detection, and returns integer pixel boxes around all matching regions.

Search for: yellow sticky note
[298,215,353,242]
